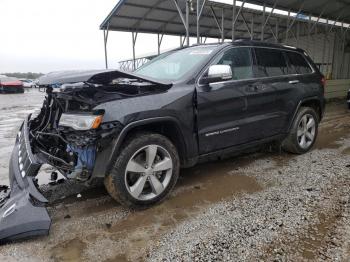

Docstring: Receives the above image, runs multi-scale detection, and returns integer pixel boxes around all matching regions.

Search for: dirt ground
[0,89,349,261]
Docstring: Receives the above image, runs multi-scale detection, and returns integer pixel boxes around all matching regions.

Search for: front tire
[282,107,318,154]
[105,132,180,208]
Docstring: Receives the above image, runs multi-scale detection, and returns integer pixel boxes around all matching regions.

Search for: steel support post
[285,3,304,43]
[210,6,224,41]
[132,32,137,71]
[158,33,160,55]
[103,30,108,69]
[103,23,110,69]
[321,22,327,75]
[173,0,189,46]
[296,21,300,47]
[186,0,190,46]
[275,18,279,43]
[261,3,266,41]
[182,35,186,46]
[232,0,247,34]
[309,5,328,34]
[251,14,254,40]
[196,0,207,44]
[332,31,339,79]
[232,0,236,41]
[240,12,252,39]
[221,8,225,42]
[157,33,164,55]
[266,21,277,41]
[197,0,200,43]
[307,14,311,57]
[325,20,330,75]
[285,11,290,43]
[340,23,347,78]
[262,0,277,33]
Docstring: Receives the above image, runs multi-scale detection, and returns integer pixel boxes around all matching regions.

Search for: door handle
[247,83,267,92]
[288,80,299,84]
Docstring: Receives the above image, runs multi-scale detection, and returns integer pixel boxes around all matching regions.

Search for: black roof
[190,40,305,53]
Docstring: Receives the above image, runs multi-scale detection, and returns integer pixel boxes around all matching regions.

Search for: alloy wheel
[297,114,316,149]
[124,145,173,201]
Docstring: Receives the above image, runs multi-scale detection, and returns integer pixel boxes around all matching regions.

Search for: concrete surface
[0,89,349,261]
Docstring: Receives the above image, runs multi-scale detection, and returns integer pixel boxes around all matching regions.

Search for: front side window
[212,47,254,80]
[254,48,288,77]
[135,46,217,81]
[286,51,313,74]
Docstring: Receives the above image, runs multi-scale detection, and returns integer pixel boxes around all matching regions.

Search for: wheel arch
[106,117,189,174]
[288,97,323,132]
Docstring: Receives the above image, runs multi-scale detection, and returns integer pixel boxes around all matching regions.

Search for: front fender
[105,116,189,175]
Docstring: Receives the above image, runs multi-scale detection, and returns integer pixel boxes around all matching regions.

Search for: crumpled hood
[38,69,171,87]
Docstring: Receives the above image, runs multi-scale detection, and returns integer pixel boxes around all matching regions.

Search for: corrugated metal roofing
[100,0,350,40]
[251,0,350,23]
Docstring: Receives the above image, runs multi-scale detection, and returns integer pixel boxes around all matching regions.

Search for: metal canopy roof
[251,0,350,24]
[100,0,350,40]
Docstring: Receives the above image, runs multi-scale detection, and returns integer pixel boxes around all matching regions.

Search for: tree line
[1,72,44,79]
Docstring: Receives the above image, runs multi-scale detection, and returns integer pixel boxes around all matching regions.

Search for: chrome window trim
[196,45,315,88]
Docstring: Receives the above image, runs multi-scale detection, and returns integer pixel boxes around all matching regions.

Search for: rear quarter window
[254,48,288,77]
[285,51,313,74]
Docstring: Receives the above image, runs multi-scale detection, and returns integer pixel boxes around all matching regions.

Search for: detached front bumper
[0,116,51,243]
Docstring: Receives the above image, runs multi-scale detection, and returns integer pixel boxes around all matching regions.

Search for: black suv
[0,41,325,241]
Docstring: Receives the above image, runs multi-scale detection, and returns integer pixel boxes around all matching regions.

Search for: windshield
[135,46,217,81]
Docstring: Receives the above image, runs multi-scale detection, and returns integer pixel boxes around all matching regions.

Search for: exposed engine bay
[0,69,171,243]
[30,71,169,182]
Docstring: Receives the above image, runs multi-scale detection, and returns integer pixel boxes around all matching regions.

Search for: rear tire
[282,107,318,154]
[104,132,180,208]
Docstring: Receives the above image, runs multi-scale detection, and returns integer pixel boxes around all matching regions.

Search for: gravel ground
[149,143,350,261]
[0,90,349,261]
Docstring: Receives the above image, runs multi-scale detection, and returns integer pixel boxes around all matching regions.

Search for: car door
[196,47,279,154]
[251,47,293,136]
[275,51,316,131]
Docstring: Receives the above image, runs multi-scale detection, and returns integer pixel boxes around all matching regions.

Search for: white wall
[283,31,350,80]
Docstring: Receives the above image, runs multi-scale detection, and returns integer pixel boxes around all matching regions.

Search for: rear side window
[254,48,288,77]
[286,51,313,74]
[213,47,254,80]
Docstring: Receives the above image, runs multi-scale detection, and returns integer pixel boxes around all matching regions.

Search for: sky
[0,0,187,73]
[0,0,346,73]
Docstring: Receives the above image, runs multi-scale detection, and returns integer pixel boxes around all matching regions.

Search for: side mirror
[200,65,232,85]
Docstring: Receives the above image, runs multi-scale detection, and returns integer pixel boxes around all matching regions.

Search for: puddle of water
[50,238,87,262]
[342,147,350,155]
[111,172,260,230]
[315,125,350,149]
[263,211,341,260]
[47,156,263,261]
[100,159,262,260]
[299,213,339,260]
[103,254,129,262]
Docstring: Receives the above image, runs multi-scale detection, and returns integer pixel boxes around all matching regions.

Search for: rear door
[275,50,316,131]
[251,47,292,135]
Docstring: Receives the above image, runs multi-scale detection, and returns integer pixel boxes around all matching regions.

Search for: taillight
[321,76,326,86]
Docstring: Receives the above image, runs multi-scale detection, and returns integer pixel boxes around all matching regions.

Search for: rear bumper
[0,116,51,243]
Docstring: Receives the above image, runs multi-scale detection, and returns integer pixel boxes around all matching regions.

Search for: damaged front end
[0,70,170,243]
[0,117,50,242]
